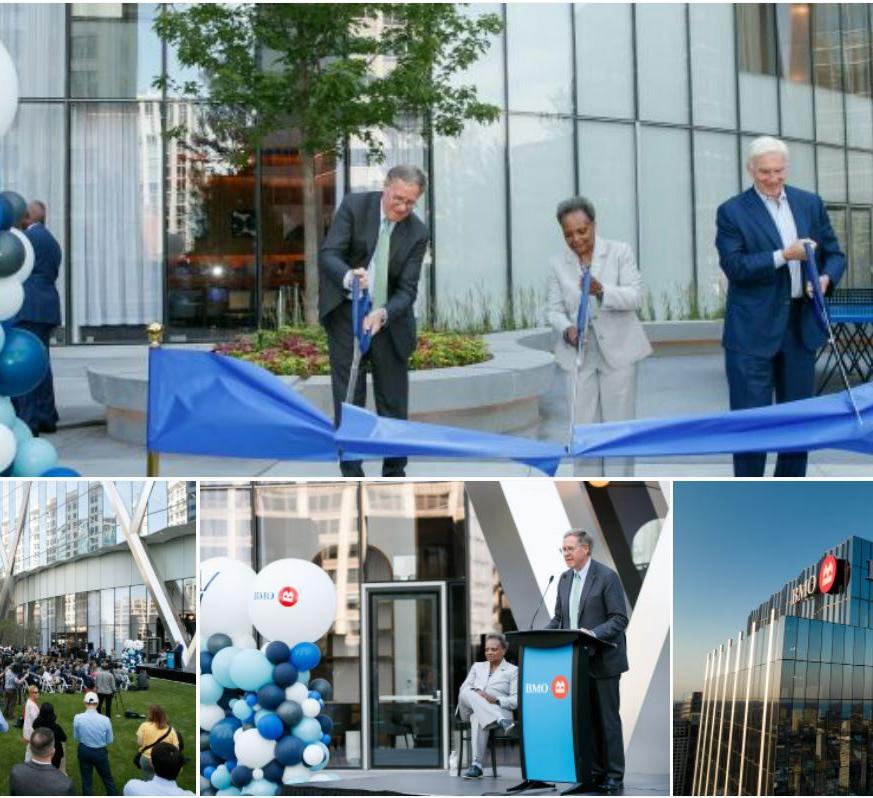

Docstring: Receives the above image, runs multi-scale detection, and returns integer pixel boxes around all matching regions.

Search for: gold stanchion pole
[146,322,163,477]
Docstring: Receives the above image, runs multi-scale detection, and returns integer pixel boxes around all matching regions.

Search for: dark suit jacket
[546,559,629,679]
[716,185,845,358]
[9,760,75,796]
[16,223,62,327]
[319,191,428,360]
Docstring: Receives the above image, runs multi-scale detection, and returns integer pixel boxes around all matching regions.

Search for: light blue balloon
[0,395,14,427]
[216,789,243,797]
[211,646,241,689]
[296,670,309,686]
[242,778,279,796]
[233,700,254,722]
[12,437,57,476]
[11,417,31,445]
[291,716,323,744]
[211,765,233,790]
[201,674,224,704]
[229,649,274,692]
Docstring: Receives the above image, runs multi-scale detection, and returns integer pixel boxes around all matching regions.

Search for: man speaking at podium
[546,530,628,794]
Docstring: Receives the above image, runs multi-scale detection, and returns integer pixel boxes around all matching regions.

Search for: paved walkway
[45,344,872,477]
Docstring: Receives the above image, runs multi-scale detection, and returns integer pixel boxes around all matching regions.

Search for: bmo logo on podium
[525,675,570,700]
[551,675,569,700]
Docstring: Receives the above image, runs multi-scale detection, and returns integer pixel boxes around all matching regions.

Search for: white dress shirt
[755,186,801,298]
[570,558,592,630]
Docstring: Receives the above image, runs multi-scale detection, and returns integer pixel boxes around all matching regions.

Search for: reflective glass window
[842,4,872,149]
[812,4,845,144]
[636,4,689,124]
[737,4,779,133]
[690,4,737,129]
[576,4,634,119]
[0,4,66,97]
[776,4,814,139]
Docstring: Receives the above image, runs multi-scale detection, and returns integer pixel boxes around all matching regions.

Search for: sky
[673,480,873,699]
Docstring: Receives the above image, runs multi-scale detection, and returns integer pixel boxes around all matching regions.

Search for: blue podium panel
[521,643,576,783]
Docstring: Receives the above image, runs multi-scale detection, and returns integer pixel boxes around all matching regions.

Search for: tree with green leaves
[155,3,502,325]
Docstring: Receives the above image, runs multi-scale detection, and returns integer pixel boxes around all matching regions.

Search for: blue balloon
[291,716,323,744]
[208,633,234,655]
[256,712,284,741]
[264,641,290,665]
[200,651,214,675]
[244,693,258,707]
[257,684,285,711]
[262,760,284,784]
[225,759,238,772]
[307,690,321,701]
[40,467,82,477]
[0,196,12,232]
[0,192,26,228]
[229,649,274,691]
[201,674,224,704]
[0,230,24,278]
[200,752,221,773]
[274,734,305,766]
[203,766,216,781]
[309,678,333,700]
[12,438,57,477]
[230,765,253,788]
[316,715,333,735]
[290,642,320,672]
[0,328,48,397]
[209,717,241,760]
[272,662,298,689]
[232,700,253,722]
[211,646,241,689]
[275,700,302,729]
[321,733,331,746]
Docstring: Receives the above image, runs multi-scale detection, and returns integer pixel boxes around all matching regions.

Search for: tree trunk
[301,148,319,326]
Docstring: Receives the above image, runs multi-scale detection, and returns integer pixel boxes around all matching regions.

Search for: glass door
[364,584,446,768]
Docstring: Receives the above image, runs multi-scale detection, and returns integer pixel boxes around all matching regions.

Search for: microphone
[527,575,555,630]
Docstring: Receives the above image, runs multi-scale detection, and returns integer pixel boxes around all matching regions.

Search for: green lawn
[1,680,196,795]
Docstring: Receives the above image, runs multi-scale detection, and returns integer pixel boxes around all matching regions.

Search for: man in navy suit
[546,530,628,794]
[716,136,845,477]
[12,201,62,435]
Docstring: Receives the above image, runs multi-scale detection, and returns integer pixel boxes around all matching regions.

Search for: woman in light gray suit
[547,197,652,476]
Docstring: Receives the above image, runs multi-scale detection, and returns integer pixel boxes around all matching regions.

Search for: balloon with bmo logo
[248,558,337,648]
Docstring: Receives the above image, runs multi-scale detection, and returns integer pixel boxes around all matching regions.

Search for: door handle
[431,690,442,704]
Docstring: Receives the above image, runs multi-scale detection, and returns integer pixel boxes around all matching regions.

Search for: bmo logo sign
[525,675,569,700]
[819,556,837,594]
[278,586,299,607]
[789,554,848,605]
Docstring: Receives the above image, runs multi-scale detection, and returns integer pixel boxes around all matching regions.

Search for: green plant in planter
[214,326,489,378]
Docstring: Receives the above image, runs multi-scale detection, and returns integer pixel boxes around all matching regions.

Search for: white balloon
[201,557,257,638]
[281,764,311,785]
[252,769,263,781]
[302,743,326,766]
[200,703,226,732]
[301,698,321,718]
[0,277,24,321]
[285,683,309,705]
[232,633,257,650]
[0,425,15,472]
[8,228,33,283]
[234,728,276,769]
[0,43,18,137]
[248,559,336,648]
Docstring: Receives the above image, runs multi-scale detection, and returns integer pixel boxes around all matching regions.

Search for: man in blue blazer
[716,136,845,477]
[12,201,62,435]
[546,530,628,793]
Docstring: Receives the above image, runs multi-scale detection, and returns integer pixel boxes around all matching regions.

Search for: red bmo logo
[278,586,299,607]
[551,676,569,700]
[819,555,837,594]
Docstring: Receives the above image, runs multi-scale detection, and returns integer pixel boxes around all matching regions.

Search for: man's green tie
[569,572,582,629]
[372,218,391,309]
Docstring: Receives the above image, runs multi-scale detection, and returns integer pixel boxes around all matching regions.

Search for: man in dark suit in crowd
[9,727,75,795]
[547,529,628,794]
[319,165,429,477]
[13,200,62,436]
[716,136,845,477]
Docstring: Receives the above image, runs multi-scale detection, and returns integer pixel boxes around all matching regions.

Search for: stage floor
[284,769,669,796]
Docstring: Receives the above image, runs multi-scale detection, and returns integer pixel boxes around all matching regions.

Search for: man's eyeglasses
[560,546,579,555]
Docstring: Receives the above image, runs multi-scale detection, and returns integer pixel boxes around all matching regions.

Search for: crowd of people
[0,645,190,796]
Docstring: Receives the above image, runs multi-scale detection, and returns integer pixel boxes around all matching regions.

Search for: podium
[506,629,608,794]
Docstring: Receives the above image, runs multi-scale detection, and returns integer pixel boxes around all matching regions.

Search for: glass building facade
[0,3,871,342]
[2,480,196,655]
[693,536,873,796]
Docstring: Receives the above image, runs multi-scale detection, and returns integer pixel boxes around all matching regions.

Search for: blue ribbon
[352,277,372,356]
[576,268,592,345]
[803,242,829,335]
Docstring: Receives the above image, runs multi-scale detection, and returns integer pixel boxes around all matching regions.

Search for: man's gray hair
[556,196,596,225]
[485,632,508,651]
[29,727,54,759]
[746,136,789,165]
[385,164,427,191]
[563,529,593,552]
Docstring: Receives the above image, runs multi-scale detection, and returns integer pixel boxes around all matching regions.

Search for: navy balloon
[272,662,298,688]
[309,678,333,700]
[264,641,290,665]
[230,765,253,788]
[200,751,221,774]
[317,715,333,735]
[0,192,26,227]
[0,196,12,232]
[262,760,284,784]
[207,633,233,655]
[200,651,213,675]
[200,731,211,751]
[290,642,320,672]
[208,717,241,760]
[0,230,24,278]
[274,734,305,766]
[0,329,48,397]
[41,467,82,477]
[275,700,302,729]
[257,683,285,711]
